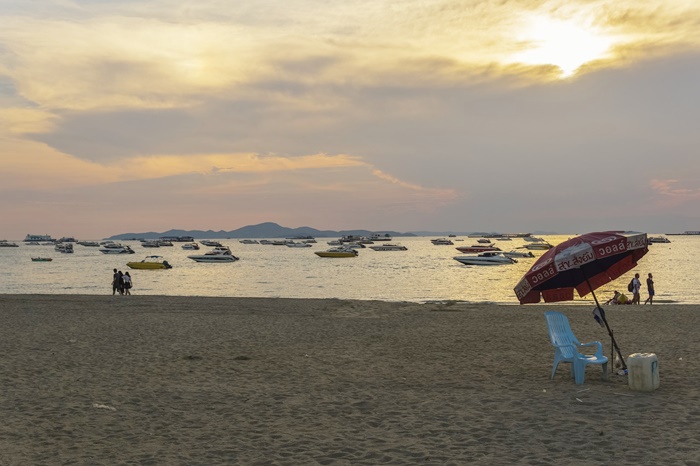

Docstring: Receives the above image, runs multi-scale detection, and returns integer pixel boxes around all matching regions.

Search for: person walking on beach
[112,269,120,295]
[631,273,642,304]
[123,272,132,295]
[645,273,655,304]
[117,270,124,295]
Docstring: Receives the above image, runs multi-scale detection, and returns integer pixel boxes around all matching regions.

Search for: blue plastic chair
[544,311,608,384]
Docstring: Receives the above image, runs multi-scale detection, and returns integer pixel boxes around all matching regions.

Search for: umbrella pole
[587,284,627,371]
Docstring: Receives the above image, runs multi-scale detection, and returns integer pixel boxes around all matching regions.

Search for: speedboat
[99,245,135,254]
[141,240,160,248]
[286,242,312,248]
[369,244,408,251]
[127,256,173,269]
[476,238,491,243]
[188,246,239,262]
[522,242,554,250]
[455,244,502,253]
[31,257,53,262]
[239,239,259,244]
[55,243,74,253]
[647,236,671,244]
[181,242,200,250]
[369,233,392,242]
[431,238,454,245]
[77,241,100,247]
[315,247,359,258]
[200,240,223,247]
[453,252,517,266]
[0,240,19,247]
[503,250,535,258]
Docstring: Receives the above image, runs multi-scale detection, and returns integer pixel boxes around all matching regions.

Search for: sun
[511,16,615,77]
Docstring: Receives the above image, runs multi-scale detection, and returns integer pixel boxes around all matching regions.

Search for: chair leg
[601,362,608,381]
[551,361,560,379]
[573,361,585,384]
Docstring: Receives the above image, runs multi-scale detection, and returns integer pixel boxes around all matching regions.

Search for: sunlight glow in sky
[511,16,617,77]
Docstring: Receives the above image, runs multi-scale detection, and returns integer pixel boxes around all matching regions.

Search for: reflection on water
[0,235,697,304]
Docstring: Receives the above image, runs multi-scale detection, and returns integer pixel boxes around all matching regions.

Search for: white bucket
[628,353,660,392]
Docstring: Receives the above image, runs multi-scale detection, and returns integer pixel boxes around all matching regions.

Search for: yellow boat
[314,247,358,258]
[127,256,173,269]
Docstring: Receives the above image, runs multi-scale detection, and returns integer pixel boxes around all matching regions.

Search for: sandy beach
[0,295,699,465]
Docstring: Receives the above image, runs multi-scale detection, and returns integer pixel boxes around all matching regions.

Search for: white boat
[647,236,671,244]
[54,243,74,253]
[141,240,160,248]
[431,238,453,245]
[188,246,239,262]
[326,240,342,246]
[476,238,491,243]
[0,240,19,247]
[77,241,100,247]
[181,242,200,250]
[24,234,54,242]
[522,242,554,250]
[200,240,223,247]
[99,245,135,254]
[503,250,535,258]
[369,244,408,251]
[239,239,259,244]
[369,233,392,241]
[523,236,546,243]
[285,242,312,248]
[453,252,517,266]
[343,242,366,249]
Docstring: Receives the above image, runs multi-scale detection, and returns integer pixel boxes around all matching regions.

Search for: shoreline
[1,295,698,464]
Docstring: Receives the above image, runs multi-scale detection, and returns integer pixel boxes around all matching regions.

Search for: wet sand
[0,295,698,465]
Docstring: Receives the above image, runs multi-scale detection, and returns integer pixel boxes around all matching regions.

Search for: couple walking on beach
[112,269,133,295]
[629,272,655,304]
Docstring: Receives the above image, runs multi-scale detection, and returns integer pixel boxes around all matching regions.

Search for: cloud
[650,179,700,204]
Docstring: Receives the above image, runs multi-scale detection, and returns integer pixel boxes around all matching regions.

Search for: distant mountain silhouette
[106,222,414,240]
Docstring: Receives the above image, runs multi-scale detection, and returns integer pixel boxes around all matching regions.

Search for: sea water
[0,235,696,304]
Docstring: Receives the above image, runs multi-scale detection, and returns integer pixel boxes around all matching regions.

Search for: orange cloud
[650,179,700,203]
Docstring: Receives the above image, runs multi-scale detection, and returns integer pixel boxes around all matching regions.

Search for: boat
[453,252,517,266]
[343,242,366,249]
[24,234,54,243]
[522,242,554,250]
[187,246,239,262]
[239,239,259,244]
[523,236,546,243]
[181,242,200,250]
[200,240,223,247]
[666,231,700,235]
[77,241,100,247]
[31,257,53,262]
[286,242,312,248]
[369,233,392,241]
[0,240,19,247]
[54,243,74,253]
[326,240,342,245]
[314,247,359,258]
[157,240,173,247]
[141,240,161,248]
[503,250,535,258]
[99,245,135,254]
[127,256,173,269]
[57,237,77,243]
[369,244,408,251]
[647,236,671,244]
[455,244,502,253]
[431,238,454,245]
[159,235,195,242]
[476,238,491,243]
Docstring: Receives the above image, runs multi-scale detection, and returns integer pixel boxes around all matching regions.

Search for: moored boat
[0,240,19,247]
[431,238,454,245]
[127,256,173,269]
[99,245,135,254]
[55,243,74,253]
[188,247,239,262]
[453,252,517,266]
[503,250,535,258]
[181,242,200,250]
[31,257,53,262]
[315,247,359,258]
[455,244,502,253]
[369,244,408,251]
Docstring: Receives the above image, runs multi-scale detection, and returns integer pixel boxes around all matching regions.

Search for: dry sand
[0,294,699,465]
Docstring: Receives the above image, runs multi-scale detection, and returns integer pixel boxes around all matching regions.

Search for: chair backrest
[544,311,580,359]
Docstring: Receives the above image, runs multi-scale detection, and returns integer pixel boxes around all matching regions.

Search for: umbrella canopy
[514,231,648,304]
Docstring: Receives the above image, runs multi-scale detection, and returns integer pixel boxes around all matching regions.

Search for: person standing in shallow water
[645,273,655,304]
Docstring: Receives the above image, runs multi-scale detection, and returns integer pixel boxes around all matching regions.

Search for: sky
[1,0,700,239]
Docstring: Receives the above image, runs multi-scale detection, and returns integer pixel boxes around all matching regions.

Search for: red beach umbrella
[514,231,648,369]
